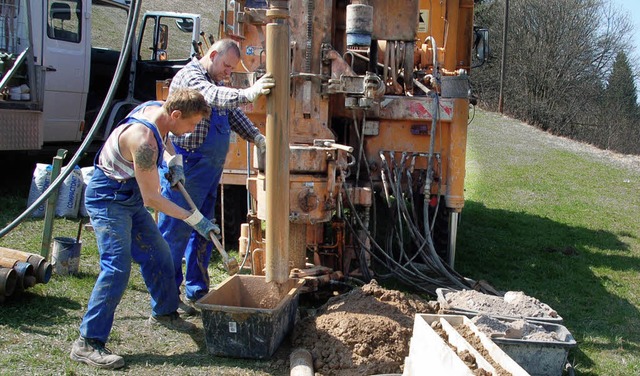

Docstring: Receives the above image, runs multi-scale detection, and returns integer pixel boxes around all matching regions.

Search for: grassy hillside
[92,0,223,51]
[456,110,640,375]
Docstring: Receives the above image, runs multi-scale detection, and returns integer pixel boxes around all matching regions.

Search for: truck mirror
[474,28,489,63]
[175,18,193,33]
[158,24,169,50]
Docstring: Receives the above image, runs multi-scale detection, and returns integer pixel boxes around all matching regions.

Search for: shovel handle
[176,182,198,211]
[177,182,230,259]
[210,232,230,259]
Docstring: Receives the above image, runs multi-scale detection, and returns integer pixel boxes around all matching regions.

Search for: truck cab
[0,0,200,151]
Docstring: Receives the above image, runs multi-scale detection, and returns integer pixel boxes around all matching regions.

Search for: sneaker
[148,311,196,332]
[177,298,198,317]
[70,336,125,369]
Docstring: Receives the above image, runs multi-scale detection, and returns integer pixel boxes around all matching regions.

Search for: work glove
[184,209,221,240]
[242,73,275,102]
[165,154,185,188]
[254,133,266,155]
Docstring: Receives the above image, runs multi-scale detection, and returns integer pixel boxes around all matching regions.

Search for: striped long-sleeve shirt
[168,57,260,150]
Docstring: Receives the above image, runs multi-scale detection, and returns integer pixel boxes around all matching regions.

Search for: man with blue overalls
[158,39,275,314]
[70,89,215,369]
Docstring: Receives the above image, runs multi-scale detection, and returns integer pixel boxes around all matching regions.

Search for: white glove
[254,134,266,154]
[242,73,275,102]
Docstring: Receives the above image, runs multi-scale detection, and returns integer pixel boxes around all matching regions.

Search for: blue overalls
[158,107,230,301]
[80,102,180,344]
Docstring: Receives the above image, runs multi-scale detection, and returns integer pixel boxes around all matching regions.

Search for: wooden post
[41,149,67,259]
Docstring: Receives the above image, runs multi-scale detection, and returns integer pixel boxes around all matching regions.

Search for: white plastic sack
[78,166,95,217]
[26,164,84,218]
[26,163,51,218]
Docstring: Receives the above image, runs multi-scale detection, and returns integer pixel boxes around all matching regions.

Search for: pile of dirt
[471,314,560,342]
[290,280,438,376]
[288,284,564,375]
[442,289,559,319]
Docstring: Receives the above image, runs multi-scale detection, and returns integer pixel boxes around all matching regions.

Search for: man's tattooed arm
[134,143,157,171]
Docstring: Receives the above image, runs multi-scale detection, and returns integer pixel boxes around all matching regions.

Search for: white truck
[0,0,203,151]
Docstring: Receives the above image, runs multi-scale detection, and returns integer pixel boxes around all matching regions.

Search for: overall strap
[101,101,166,167]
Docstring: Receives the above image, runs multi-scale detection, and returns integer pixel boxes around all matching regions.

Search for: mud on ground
[290,280,438,376]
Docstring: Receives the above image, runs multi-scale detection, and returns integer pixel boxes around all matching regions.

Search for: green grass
[0,203,279,375]
[456,110,640,375]
[2,109,640,374]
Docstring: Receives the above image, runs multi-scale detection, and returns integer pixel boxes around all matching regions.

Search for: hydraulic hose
[0,0,142,239]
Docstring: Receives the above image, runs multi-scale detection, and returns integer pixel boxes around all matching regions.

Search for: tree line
[471,0,640,155]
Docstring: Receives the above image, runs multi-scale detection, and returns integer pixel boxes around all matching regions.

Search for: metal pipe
[0,246,52,284]
[290,348,314,376]
[265,1,291,284]
[0,267,17,297]
[0,257,36,291]
[448,212,459,268]
[445,97,468,212]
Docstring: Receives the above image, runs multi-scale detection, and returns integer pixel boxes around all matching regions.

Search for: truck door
[41,0,89,142]
[132,12,200,101]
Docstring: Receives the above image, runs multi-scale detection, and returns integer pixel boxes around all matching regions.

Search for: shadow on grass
[456,200,640,373]
[122,351,277,371]
[0,291,82,327]
[122,327,290,374]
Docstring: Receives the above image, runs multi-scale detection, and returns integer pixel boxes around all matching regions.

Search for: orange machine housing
[217,0,476,285]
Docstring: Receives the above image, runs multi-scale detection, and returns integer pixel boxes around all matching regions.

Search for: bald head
[208,39,241,58]
[202,39,241,82]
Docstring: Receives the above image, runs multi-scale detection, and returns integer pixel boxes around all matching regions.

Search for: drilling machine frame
[218,0,486,294]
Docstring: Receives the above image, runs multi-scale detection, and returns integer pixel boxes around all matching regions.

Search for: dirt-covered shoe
[148,311,196,332]
[177,298,199,317]
[70,336,125,369]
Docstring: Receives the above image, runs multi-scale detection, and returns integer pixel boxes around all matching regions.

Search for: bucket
[51,237,81,275]
[196,275,305,359]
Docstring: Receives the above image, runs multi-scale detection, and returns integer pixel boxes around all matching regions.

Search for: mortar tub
[195,274,305,359]
[0,267,18,297]
[475,316,576,376]
[403,313,530,376]
[0,256,36,291]
[0,246,52,283]
[51,237,81,275]
[436,288,564,324]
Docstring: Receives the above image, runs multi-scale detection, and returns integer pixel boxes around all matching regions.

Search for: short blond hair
[163,87,211,118]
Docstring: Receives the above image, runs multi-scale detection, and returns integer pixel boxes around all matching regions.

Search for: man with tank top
[70,88,213,369]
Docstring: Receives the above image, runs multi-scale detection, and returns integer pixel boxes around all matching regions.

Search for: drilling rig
[202,0,486,294]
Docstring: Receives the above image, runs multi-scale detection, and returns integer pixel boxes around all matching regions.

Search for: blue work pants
[79,168,179,343]
[158,109,230,301]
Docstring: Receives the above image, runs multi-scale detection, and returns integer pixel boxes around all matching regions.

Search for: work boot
[148,311,196,332]
[70,336,125,369]
[177,298,198,317]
